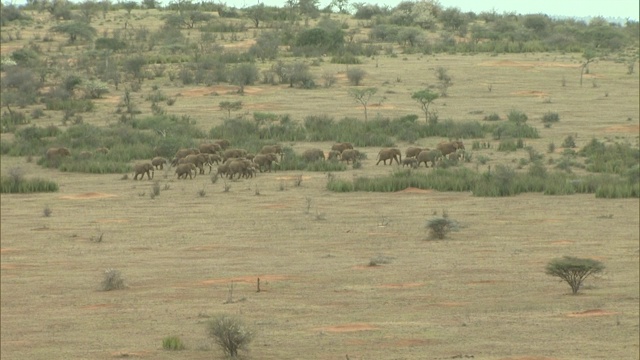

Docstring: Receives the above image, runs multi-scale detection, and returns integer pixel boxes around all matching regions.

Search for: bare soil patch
[566,309,618,317]
[603,124,639,133]
[512,90,549,97]
[378,282,424,288]
[201,274,292,285]
[381,338,436,347]
[499,357,559,360]
[549,240,574,245]
[59,192,117,200]
[0,247,18,254]
[315,323,380,332]
[110,350,153,358]
[479,60,578,69]
[222,39,256,49]
[82,303,116,310]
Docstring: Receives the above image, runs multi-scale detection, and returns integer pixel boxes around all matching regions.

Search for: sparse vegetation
[100,268,125,291]
[426,211,459,239]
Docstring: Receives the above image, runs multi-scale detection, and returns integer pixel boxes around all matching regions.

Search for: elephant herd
[46,139,464,182]
[377,140,465,169]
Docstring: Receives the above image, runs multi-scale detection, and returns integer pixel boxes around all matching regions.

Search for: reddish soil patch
[396,187,432,194]
[603,124,639,133]
[378,282,424,289]
[94,95,120,104]
[0,248,18,254]
[550,240,574,245]
[60,192,117,200]
[201,274,291,285]
[94,219,129,223]
[466,280,499,285]
[512,90,549,97]
[566,309,618,317]
[499,357,558,360]
[175,87,221,97]
[316,323,380,333]
[82,303,116,310]
[383,338,435,347]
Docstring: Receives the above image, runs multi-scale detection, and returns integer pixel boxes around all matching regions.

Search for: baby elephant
[175,163,197,179]
[133,163,154,180]
[151,156,168,170]
[401,158,418,168]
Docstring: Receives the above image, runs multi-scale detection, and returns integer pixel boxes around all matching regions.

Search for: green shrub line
[1,176,59,193]
[327,167,639,198]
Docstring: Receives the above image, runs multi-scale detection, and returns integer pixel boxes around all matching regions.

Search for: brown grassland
[1,8,639,360]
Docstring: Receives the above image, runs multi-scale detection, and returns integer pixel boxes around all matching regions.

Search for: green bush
[206,314,254,358]
[491,122,539,139]
[426,216,459,239]
[483,113,501,121]
[498,139,518,152]
[162,336,185,351]
[542,111,560,123]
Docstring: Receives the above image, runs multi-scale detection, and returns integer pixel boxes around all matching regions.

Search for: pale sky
[233,0,640,21]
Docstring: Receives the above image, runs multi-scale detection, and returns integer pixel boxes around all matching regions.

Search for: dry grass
[1,9,639,360]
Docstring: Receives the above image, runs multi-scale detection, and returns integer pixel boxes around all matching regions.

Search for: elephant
[331,142,354,153]
[416,150,443,168]
[213,139,231,150]
[179,154,210,175]
[222,148,248,162]
[377,148,402,165]
[216,163,230,178]
[228,159,252,179]
[175,163,197,179]
[259,145,284,160]
[171,148,199,166]
[95,147,110,155]
[207,154,222,165]
[437,141,465,158]
[327,150,341,161]
[401,158,418,168]
[133,163,154,180]
[340,149,360,164]
[253,153,279,172]
[405,146,426,159]
[302,148,325,162]
[46,147,71,160]
[151,156,168,170]
[199,143,221,154]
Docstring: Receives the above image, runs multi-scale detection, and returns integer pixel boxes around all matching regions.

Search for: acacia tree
[348,87,377,122]
[411,89,439,123]
[219,101,243,119]
[50,21,97,43]
[545,256,604,294]
[580,48,598,87]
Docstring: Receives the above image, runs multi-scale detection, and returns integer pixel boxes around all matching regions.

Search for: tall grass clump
[1,168,58,193]
[426,212,460,240]
[162,336,185,350]
[580,139,640,175]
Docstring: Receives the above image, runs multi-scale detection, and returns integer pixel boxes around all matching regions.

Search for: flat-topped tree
[412,89,439,123]
[545,256,604,294]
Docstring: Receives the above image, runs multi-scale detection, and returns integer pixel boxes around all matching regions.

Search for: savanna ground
[1,8,640,360]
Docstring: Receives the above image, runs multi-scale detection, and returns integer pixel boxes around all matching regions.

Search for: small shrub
[507,109,528,125]
[162,336,185,351]
[206,314,254,358]
[346,67,366,85]
[498,139,518,152]
[101,268,125,291]
[426,215,459,240]
[562,135,576,148]
[43,205,52,217]
[548,142,556,153]
[369,255,393,266]
[542,111,560,124]
[152,181,160,196]
[545,256,604,294]
[198,187,206,197]
[483,113,501,121]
